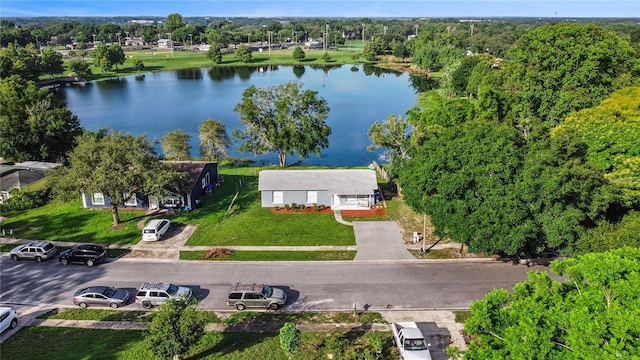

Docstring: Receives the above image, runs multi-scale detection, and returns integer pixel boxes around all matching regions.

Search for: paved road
[0,256,536,311]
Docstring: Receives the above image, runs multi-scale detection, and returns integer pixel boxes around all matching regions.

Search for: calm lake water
[58,65,423,166]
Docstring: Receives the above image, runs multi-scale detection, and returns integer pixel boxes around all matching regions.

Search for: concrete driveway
[353,221,415,261]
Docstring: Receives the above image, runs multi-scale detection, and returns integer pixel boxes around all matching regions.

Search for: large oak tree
[506,23,637,124]
[49,130,183,226]
[233,81,331,167]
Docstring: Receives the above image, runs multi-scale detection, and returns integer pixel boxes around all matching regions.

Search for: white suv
[135,282,192,309]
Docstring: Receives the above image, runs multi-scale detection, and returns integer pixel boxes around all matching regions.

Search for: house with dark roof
[81,161,217,211]
[258,169,378,210]
[0,161,60,203]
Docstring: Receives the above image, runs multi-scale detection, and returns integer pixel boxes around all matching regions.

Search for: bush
[0,188,51,214]
[279,322,300,354]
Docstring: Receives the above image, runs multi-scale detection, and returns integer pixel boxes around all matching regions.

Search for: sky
[1,0,639,19]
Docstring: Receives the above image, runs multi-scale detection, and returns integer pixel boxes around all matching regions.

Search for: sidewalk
[9,307,466,352]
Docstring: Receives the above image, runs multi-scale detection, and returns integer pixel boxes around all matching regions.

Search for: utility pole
[415,24,419,36]
[189,33,193,50]
[362,23,365,42]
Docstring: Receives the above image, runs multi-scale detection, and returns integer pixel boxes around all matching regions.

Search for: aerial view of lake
[59,65,422,166]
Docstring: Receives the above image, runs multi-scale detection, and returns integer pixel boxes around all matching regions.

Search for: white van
[142,219,171,241]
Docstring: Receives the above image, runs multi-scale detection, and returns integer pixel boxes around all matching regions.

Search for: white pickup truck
[391,322,432,360]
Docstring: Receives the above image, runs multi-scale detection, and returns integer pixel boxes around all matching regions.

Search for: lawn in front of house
[2,327,396,360]
[182,167,356,247]
[0,200,145,245]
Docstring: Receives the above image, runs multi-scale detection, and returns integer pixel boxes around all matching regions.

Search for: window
[346,196,358,204]
[273,191,283,204]
[124,193,137,206]
[307,191,317,204]
[228,292,242,300]
[92,192,105,205]
[245,293,262,300]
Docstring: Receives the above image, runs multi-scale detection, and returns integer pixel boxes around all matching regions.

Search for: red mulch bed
[270,207,333,214]
[341,207,386,217]
[269,207,386,216]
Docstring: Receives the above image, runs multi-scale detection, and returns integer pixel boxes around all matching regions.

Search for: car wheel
[60,258,69,265]
[86,259,95,267]
[79,302,88,308]
[235,303,246,311]
[142,301,153,309]
[10,318,17,329]
[11,254,19,261]
[109,302,119,309]
[269,303,280,310]
[36,256,43,263]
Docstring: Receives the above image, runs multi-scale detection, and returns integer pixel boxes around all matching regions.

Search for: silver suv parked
[10,241,57,262]
[135,282,192,309]
[226,283,287,311]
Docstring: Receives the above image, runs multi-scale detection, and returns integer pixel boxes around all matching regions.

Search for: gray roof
[258,169,377,195]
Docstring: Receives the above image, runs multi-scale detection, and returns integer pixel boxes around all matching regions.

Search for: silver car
[73,286,130,309]
[0,307,18,333]
[135,282,192,309]
[10,241,57,262]
[226,283,287,311]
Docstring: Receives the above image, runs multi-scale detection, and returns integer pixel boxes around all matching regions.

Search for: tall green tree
[166,13,185,33]
[198,119,230,161]
[145,299,206,360]
[48,130,183,226]
[506,23,638,124]
[292,46,305,62]
[0,43,42,81]
[233,81,331,167]
[206,43,222,64]
[0,75,82,162]
[39,47,64,78]
[161,129,192,161]
[462,247,640,359]
[235,44,252,63]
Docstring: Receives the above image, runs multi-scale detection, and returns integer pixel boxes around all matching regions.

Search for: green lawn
[0,166,395,248]
[181,167,356,247]
[2,327,397,360]
[0,200,145,245]
[180,250,356,261]
[81,42,371,81]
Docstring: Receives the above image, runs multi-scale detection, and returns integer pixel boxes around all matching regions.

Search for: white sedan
[0,307,18,333]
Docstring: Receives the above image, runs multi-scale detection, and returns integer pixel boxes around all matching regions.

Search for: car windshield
[405,339,427,350]
[43,243,54,250]
[102,287,116,297]
[167,284,179,295]
[262,285,273,297]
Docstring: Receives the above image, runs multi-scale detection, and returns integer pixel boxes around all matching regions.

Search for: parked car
[520,251,560,267]
[73,286,130,309]
[59,244,107,266]
[226,282,287,311]
[9,241,57,262]
[0,307,18,333]
[135,282,192,309]
[142,219,171,241]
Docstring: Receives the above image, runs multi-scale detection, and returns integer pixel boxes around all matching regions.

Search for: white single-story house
[258,169,378,210]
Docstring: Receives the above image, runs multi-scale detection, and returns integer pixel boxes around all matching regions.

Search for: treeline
[369,23,640,257]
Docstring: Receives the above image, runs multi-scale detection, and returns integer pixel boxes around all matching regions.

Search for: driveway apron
[353,221,414,260]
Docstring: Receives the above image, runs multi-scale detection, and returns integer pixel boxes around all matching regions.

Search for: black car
[59,244,107,267]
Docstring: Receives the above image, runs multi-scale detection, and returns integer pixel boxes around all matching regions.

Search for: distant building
[157,39,174,49]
